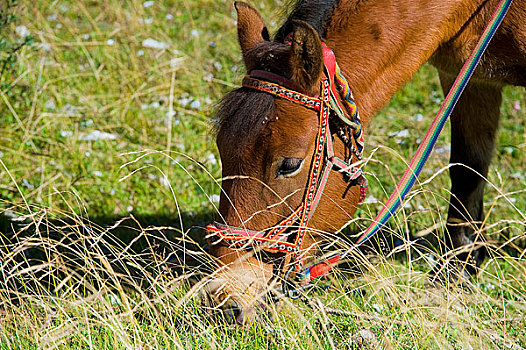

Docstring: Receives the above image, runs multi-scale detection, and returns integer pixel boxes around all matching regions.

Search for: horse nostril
[221,300,243,323]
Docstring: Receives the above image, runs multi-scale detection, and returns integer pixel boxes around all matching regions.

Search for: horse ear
[289,20,323,92]
[235,2,270,63]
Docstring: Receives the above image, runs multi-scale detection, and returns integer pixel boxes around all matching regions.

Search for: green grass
[0,0,525,349]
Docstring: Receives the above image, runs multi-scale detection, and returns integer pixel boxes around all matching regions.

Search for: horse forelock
[214,87,275,149]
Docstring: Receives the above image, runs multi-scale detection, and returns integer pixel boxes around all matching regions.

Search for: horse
[204,0,526,324]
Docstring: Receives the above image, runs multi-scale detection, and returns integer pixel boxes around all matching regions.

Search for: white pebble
[78,130,118,141]
[142,38,169,50]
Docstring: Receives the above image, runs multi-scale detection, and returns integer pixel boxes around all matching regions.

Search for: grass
[0,0,525,349]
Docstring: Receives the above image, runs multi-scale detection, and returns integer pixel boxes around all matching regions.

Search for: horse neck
[324,0,483,127]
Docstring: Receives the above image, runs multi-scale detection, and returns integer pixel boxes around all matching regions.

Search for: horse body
[207,0,526,323]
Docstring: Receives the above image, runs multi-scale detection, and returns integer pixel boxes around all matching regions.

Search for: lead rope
[291,0,514,296]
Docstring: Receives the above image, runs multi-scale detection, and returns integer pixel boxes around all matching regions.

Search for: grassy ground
[0,0,525,349]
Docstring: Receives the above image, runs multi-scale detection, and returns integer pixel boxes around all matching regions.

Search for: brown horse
[205,0,526,323]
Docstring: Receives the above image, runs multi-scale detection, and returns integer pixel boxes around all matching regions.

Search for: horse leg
[437,71,502,280]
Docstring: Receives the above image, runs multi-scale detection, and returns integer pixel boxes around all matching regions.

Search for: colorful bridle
[206,43,367,272]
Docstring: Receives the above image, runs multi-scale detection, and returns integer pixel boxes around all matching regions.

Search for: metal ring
[282,265,303,300]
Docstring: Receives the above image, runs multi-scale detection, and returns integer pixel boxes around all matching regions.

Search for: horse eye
[276,158,304,178]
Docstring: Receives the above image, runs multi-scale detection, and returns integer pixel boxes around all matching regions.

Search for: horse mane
[275,0,341,41]
[215,0,358,139]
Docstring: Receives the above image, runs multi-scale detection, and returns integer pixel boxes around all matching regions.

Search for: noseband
[207,43,367,273]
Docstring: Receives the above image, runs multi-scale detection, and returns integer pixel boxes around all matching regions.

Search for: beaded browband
[206,43,367,270]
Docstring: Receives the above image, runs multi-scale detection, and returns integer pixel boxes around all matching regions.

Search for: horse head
[204,2,364,324]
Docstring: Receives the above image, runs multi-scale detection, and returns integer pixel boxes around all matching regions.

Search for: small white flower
[388,129,409,138]
[126,205,133,212]
[165,14,174,20]
[137,49,144,56]
[143,1,155,7]
[139,17,153,24]
[411,113,424,122]
[189,100,201,110]
[15,25,30,38]
[22,179,34,190]
[60,130,73,137]
[44,100,56,110]
[210,194,220,203]
[213,61,223,71]
[371,303,384,313]
[178,97,190,107]
[82,34,90,40]
[207,153,217,165]
[363,195,378,204]
[358,330,375,341]
[107,39,115,46]
[92,171,103,177]
[203,73,213,82]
